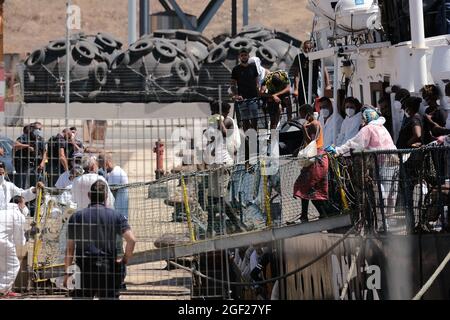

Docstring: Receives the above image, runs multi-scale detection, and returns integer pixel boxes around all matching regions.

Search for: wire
[412,249,450,300]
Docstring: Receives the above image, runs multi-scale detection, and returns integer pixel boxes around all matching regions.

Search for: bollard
[153,139,165,179]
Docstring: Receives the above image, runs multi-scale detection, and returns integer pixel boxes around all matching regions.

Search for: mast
[409,0,428,89]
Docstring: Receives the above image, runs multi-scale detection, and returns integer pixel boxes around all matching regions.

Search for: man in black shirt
[292,40,330,106]
[64,180,136,299]
[45,128,72,187]
[231,47,260,131]
[13,122,46,189]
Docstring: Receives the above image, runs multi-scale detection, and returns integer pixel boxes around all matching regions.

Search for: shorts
[237,99,259,121]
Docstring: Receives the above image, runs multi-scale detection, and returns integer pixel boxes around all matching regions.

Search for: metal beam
[139,0,150,36]
[158,0,172,12]
[128,0,137,44]
[166,0,195,30]
[243,0,249,26]
[129,214,353,265]
[197,0,225,32]
[231,0,237,36]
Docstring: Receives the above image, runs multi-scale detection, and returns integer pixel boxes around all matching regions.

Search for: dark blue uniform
[68,204,130,299]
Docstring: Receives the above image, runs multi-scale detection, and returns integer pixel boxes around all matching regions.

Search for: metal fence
[350,146,450,235]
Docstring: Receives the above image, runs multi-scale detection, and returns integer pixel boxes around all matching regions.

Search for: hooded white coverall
[336,112,362,147]
[0,205,27,293]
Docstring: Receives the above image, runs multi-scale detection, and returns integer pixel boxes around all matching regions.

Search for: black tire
[95,33,118,52]
[206,46,227,64]
[94,62,108,86]
[173,60,192,83]
[229,37,252,52]
[111,52,130,69]
[257,45,277,64]
[47,40,66,53]
[27,48,46,67]
[129,39,154,56]
[73,41,95,62]
[154,41,178,60]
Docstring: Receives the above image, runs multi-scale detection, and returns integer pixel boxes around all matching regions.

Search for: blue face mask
[33,129,43,138]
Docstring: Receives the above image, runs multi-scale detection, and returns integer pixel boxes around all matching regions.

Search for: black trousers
[74,258,125,299]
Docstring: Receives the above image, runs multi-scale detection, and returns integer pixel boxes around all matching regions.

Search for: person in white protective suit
[318,96,343,147]
[0,162,42,209]
[0,204,28,297]
[336,97,362,147]
[329,107,398,231]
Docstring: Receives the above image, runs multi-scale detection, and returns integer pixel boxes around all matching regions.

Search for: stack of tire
[106,29,212,103]
[198,26,301,102]
[23,32,122,103]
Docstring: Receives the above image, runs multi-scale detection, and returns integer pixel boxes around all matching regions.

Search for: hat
[362,107,380,124]
[239,47,250,54]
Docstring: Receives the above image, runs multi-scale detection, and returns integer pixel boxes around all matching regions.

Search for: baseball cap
[239,47,250,54]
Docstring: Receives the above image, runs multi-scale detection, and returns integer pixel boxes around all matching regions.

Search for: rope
[412,250,450,300]
[168,219,362,287]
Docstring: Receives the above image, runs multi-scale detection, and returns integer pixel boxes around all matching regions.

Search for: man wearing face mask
[13,122,46,190]
[336,97,362,147]
[318,97,343,147]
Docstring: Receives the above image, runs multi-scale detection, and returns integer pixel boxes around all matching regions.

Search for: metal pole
[65,0,71,127]
[139,0,149,37]
[231,0,237,36]
[128,0,137,45]
[308,59,313,105]
[409,0,427,89]
[243,0,249,26]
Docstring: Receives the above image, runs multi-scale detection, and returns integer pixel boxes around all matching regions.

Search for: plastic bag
[297,140,317,167]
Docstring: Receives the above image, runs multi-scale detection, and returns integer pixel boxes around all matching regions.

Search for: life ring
[173,60,192,83]
[94,62,108,86]
[26,48,46,67]
[206,46,227,64]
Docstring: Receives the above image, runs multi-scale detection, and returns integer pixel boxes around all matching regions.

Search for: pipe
[128,0,137,45]
[308,59,313,105]
[409,0,427,89]
[65,0,71,127]
[231,0,237,36]
[243,0,249,26]
[139,0,149,36]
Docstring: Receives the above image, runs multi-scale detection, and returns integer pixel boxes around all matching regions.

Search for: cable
[169,219,362,287]
[412,249,450,300]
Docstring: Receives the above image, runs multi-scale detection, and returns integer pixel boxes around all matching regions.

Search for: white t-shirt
[107,166,128,186]
[71,173,115,210]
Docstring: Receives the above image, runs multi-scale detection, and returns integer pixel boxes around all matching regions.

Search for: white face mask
[393,101,402,110]
[346,108,356,118]
[0,175,4,184]
[20,206,30,216]
[320,109,330,119]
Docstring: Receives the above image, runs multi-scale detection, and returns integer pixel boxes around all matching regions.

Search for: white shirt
[55,171,72,189]
[320,112,344,147]
[0,181,35,209]
[0,205,27,292]
[336,112,362,147]
[71,173,115,210]
[106,166,128,186]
